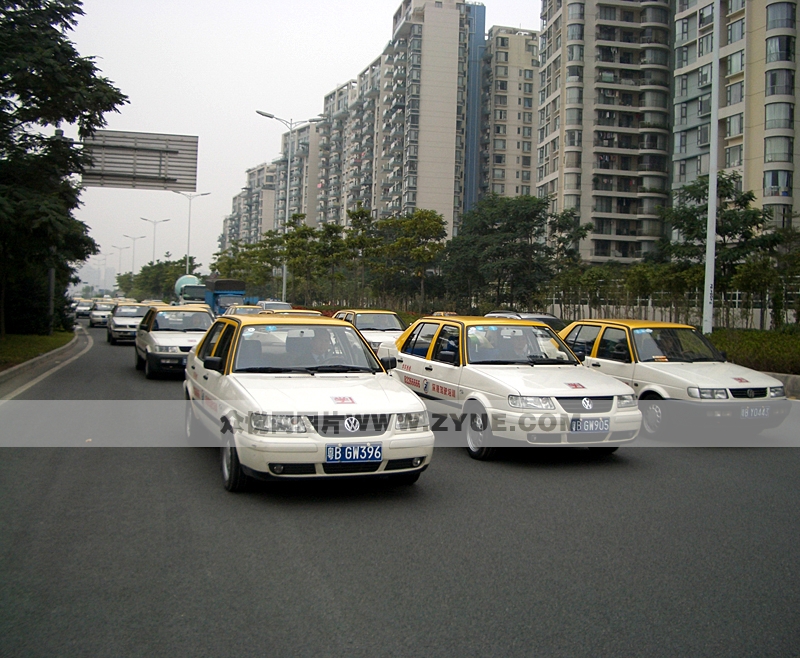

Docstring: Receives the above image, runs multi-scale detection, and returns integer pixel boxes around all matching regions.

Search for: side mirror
[439,350,458,365]
[574,350,586,362]
[380,356,397,371]
[203,356,224,372]
[720,350,728,361]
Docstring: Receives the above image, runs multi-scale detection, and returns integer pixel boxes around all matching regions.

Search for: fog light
[412,457,424,467]
[272,464,284,474]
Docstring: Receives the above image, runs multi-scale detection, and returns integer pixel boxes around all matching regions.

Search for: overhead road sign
[82,130,198,191]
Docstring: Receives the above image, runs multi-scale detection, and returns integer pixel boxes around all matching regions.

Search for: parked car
[184,315,434,491]
[559,319,791,436]
[107,303,148,344]
[223,305,264,316]
[379,315,641,459]
[333,309,407,351]
[134,305,214,379]
[485,310,567,332]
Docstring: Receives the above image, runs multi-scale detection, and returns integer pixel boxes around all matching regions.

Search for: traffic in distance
[70,283,791,490]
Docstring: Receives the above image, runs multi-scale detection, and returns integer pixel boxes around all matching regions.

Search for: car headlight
[508,395,556,410]
[770,386,785,398]
[396,411,429,431]
[617,394,637,408]
[154,345,181,353]
[687,387,728,399]
[250,413,308,433]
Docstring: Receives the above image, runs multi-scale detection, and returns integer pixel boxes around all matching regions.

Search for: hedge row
[709,329,800,375]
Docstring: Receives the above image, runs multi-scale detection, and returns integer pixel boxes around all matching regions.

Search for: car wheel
[640,394,666,437]
[465,402,495,460]
[144,354,158,379]
[389,470,422,486]
[134,347,145,371]
[589,446,619,456]
[221,437,250,492]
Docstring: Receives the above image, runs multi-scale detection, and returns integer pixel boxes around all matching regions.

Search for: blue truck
[204,279,258,316]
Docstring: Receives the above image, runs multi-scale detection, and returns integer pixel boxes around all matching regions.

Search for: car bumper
[653,398,792,429]
[149,353,189,370]
[109,327,138,340]
[235,430,435,478]
[487,408,642,446]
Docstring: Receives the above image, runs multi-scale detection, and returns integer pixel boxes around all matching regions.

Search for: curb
[766,372,800,398]
[0,329,80,385]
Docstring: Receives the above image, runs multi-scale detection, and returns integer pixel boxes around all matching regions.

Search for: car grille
[322,462,382,474]
[385,458,417,471]
[179,346,192,353]
[556,397,614,413]
[729,388,767,399]
[308,414,392,438]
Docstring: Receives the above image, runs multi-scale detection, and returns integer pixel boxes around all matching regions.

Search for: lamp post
[256,110,324,301]
[111,244,130,284]
[123,234,146,274]
[172,191,211,274]
[140,217,171,264]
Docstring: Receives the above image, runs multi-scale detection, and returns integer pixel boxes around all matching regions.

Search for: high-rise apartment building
[673,0,798,228]
[538,0,673,262]
[481,26,540,199]
[219,163,277,250]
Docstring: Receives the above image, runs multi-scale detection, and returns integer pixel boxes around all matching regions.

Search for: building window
[565,130,582,146]
[727,50,745,75]
[767,3,796,29]
[568,3,585,19]
[496,66,509,77]
[678,161,687,183]
[496,51,509,63]
[764,204,793,227]
[698,124,710,146]
[567,24,584,41]
[493,169,506,179]
[566,87,583,104]
[495,124,507,134]
[678,75,688,96]
[727,18,745,43]
[725,144,743,167]
[764,170,793,196]
[726,81,744,105]
[766,69,795,96]
[677,131,688,153]
[677,18,689,41]
[729,0,746,12]
[765,136,794,162]
[698,64,713,87]
[698,94,711,116]
[567,45,584,61]
[494,139,507,149]
[496,80,508,91]
[566,108,582,125]
[494,109,507,120]
[767,35,796,62]
[494,154,506,164]
[495,94,508,106]
[492,183,506,194]
[766,102,794,129]
[676,46,689,68]
[700,4,714,27]
[676,103,688,125]
[698,34,714,56]
[497,36,510,48]
[726,113,744,136]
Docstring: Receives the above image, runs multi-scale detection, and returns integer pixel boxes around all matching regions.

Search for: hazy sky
[70,0,540,287]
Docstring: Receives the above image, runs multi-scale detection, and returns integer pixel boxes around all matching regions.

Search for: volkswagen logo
[747,389,755,398]
[581,397,594,410]
[343,416,361,432]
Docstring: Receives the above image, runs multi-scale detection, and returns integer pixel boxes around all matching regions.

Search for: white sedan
[380,316,642,460]
[184,315,435,491]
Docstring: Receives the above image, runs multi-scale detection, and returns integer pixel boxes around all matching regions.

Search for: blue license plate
[326,443,382,462]
[741,406,770,419]
[570,417,610,433]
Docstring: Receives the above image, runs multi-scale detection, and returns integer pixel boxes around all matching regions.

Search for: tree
[0,0,127,335]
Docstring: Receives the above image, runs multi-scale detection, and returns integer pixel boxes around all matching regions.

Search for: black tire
[589,446,619,456]
[134,347,145,370]
[465,402,496,460]
[106,331,111,343]
[640,394,666,437]
[221,436,250,492]
[389,470,421,486]
[144,354,157,379]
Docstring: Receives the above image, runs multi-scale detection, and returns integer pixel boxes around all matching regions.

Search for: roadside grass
[709,329,800,375]
[0,332,75,372]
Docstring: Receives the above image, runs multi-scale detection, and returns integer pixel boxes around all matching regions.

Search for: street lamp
[256,110,324,301]
[140,217,171,264]
[172,191,210,274]
[123,234,146,274]
[111,244,130,280]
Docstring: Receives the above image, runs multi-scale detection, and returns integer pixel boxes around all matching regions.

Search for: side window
[334,312,344,320]
[431,325,461,365]
[214,325,237,368]
[141,310,154,331]
[345,313,355,324]
[563,325,581,347]
[401,322,439,357]
[198,322,225,360]
[572,325,602,356]
[596,327,632,362]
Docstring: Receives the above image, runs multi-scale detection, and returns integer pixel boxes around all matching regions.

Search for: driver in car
[311,329,335,363]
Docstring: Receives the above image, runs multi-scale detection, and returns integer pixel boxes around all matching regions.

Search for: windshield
[467,325,578,365]
[233,324,382,373]
[114,305,147,317]
[153,310,213,332]
[632,327,724,362]
[354,313,405,331]
[231,307,262,315]
[93,303,115,311]
[181,285,206,301]
[259,301,293,310]
[217,295,244,309]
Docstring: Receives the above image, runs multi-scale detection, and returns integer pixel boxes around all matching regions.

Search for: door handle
[424,366,433,371]
[190,365,195,370]
[397,358,404,363]
[202,375,208,380]
[591,363,601,367]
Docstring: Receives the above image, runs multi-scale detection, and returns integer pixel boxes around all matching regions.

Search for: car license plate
[741,406,770,419]
[570,417,610,433]
[326,444,382,463]
[181,357,187,366]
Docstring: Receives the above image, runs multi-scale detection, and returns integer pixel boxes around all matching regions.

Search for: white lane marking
[0,327,94,402]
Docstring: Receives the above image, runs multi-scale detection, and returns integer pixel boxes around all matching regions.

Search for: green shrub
[709,329,800,375]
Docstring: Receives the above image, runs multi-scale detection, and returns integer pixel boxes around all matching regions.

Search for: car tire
[221,437,250,492]
[389,470,422,486]
[465,402,496,460]
[640,394,666,437]
[134,347,145,371]
[589,446,619,456]
[144,354,158,379]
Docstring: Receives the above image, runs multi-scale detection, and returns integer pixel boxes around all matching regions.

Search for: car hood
[149,332,205,348]
[635,361,783,389]
[358,329,405,345]
[228,372,425,414]
[90,310,111,316]
[111,317,142,327]
[470,364,635,396]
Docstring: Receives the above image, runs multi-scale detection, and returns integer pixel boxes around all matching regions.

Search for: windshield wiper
[688,357,724,362]
[640,357,692,363]
[235,367,314,374]
[528,358,576,365]
[470,360,531,365]
[306,364,376,373]
[184,328,210,332]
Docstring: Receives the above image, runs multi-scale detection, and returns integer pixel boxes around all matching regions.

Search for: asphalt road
[1,323,799,657]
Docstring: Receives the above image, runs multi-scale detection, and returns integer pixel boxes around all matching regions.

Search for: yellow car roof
[419,315,552,328]
[150,304,211,312]
[336,309,398,315]
[563,319,695,330]
[258,309,323,315]
[235,315,350,327]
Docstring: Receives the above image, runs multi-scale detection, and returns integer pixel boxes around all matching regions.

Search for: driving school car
[134,304,214,379]
[107,303,148,344]
[333,309,406,351]
[379,316,641,459]
[559,319,791,437]
[184,315,435,491]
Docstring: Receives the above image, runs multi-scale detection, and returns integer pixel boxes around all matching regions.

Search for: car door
[191,321,231,433]
[563,323,603,362]
[396,321,441,396]
[586,326,635,388]
[135,309,155,360]
[423,323,463,403]
[203,322,239,434]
